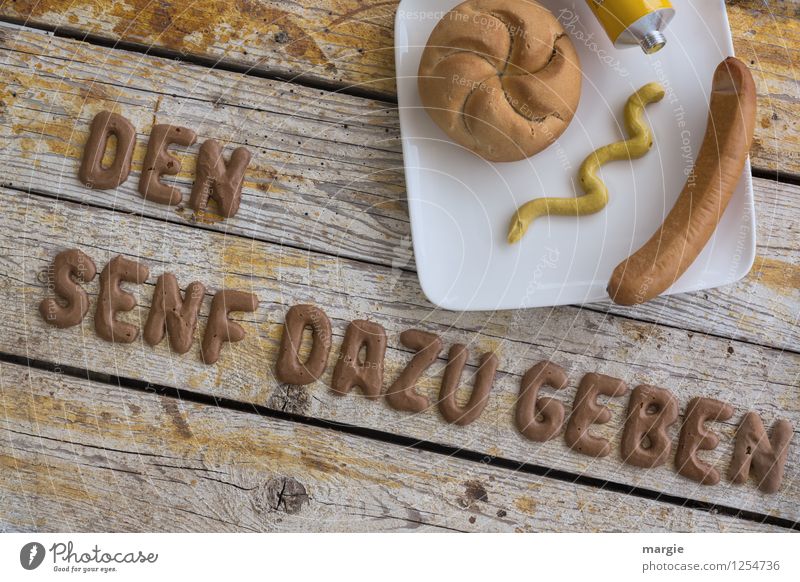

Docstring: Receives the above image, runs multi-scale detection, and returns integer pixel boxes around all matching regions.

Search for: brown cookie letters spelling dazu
[332,319,387,400]
[386,329,442,413]
[438,345,498,426]
[39,249,97,329]
[275,304,332,385]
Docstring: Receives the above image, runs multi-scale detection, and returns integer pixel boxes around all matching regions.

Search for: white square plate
[395,0,755,310]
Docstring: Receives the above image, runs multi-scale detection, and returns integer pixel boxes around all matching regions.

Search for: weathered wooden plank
[0,21,408,268]
[0,21,408,267]
[0,23,797,351]
[4,363,781,532]
[726,0,800,176]
[1,189,798,522]
[0,0,401,97]
[0,1,796,175]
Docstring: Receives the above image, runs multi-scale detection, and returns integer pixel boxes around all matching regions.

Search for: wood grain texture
[0,23,797,351]
[0,3,797,534]
[1,189,797,522]
[726,0,800,175]
[0,0,796,174]
[3,362,782,532]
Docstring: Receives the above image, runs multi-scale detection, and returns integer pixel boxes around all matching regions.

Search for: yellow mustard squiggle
[507,82,665,244]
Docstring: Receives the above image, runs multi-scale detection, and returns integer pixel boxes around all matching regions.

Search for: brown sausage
[607,57,757,306]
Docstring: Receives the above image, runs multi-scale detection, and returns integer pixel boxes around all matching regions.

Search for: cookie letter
[275,305,332,385]
[139,124,197,205]
[201,290,258,365]
[78,111,136,189]
[675,397,734,485]
[143,273,205,355]
[38,249,97,328]
[515,361,568,442]
[386,329,442,413]
[189,139,251,218]
[95,255,149,343]
[621,385,679,468]
[565,373,627,457]
[729,412,793,494]
[438,344,498,426]
[331,320,386,399]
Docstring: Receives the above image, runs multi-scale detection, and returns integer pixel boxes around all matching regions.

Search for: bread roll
[418,0,581,162]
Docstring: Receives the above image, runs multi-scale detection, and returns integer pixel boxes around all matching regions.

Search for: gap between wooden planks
[1,361,786,532]
[0,22,797,353]
[1,189,798,524]
[0,0,796,175]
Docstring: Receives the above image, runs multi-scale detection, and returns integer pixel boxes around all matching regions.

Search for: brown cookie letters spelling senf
[332,320,387,400]
[79,111,137,190]
[95,255,150,343]
[565,373,628,457]
[275,304,332,385]
[143,273,205,355]
[139,124,198,206]
[515,361,569,442]
[729,412,793,494]
[620,385,679,468]
[39,249,97,328]
[189,139,252,218]
[386,329,442,413]
[438,344,498,426]
[675,397,734,485]
[201,290,259,365]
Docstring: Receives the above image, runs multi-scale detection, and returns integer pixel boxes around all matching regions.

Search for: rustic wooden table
[0,0,797,532]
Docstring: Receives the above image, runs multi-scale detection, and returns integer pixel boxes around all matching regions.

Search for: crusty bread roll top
[418,0,581,162]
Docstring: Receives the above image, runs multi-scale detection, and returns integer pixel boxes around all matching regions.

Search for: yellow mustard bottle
[586,0,676,54]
